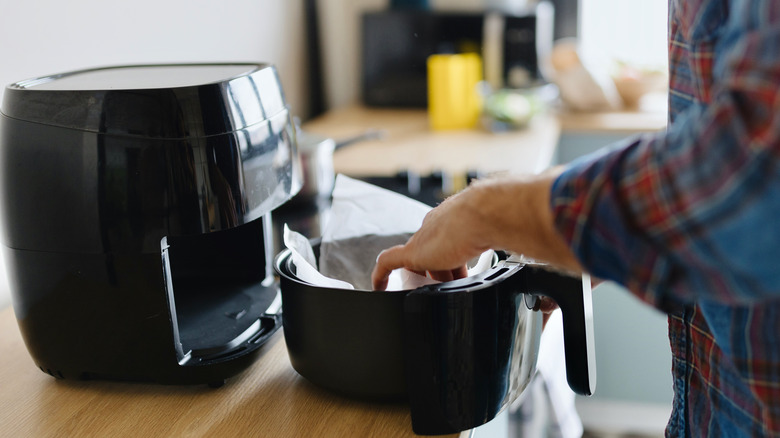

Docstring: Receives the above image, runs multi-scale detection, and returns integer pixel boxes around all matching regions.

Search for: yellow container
[427,53,483,130]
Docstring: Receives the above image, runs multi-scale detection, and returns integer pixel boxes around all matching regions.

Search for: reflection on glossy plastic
[403,264,595,435]
[12,64,256,91]
[403,264,542,434]
[1,63,291,137]
[0,63,298,386]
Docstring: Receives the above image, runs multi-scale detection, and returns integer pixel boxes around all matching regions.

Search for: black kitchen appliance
[361,2,554,107]
[275,241,596,435]
[0,64,300,386]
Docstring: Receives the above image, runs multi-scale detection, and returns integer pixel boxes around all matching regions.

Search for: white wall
[580,0,667,70]
[0,0,308,310]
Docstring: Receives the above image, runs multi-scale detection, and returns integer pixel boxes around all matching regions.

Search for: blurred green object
[482,89,543,131]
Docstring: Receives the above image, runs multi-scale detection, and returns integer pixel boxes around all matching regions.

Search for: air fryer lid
[1,63,287,138]
[0,63,301,251]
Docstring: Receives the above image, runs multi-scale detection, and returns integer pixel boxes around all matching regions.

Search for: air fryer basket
[274,239,595,435]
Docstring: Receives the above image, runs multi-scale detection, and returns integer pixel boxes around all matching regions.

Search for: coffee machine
[0,64,300,386]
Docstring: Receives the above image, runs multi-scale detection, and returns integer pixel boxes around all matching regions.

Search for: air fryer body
[0,64,300,385]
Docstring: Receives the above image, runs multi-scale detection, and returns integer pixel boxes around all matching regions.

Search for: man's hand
[372,185,489,290]
[372,168,584,291]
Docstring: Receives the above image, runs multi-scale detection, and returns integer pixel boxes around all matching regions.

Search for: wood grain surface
[0,307,461,437]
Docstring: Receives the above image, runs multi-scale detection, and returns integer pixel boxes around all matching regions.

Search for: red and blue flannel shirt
[550,0,780,436]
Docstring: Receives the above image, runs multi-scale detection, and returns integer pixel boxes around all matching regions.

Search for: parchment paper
[285,174,494,291]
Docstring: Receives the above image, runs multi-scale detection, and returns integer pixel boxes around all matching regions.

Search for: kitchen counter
[303,102,666,178]
[0,306,461,437]
[556,92,668,134]
[303,105,561,177]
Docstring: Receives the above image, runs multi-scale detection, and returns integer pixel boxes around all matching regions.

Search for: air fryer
[0,63,300,386]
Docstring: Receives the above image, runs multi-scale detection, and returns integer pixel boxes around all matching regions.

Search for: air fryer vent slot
[485,268,509,282]
[438,282,483,291]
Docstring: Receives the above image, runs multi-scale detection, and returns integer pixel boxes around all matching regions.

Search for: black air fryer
[0,64,300,385]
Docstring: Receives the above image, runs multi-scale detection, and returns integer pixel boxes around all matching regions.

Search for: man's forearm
[469,168,583,273]
[371,168,583,290]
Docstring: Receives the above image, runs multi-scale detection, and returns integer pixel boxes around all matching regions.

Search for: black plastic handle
[523,265,597,396]
[406,259,597,398]
[402,259,534,435]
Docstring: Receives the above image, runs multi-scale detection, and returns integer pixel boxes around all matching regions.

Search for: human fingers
[372,245,406,290]
[539,298,559,329]
[538,296,559,314]
[428,269,454,282]
[453,264,468,279]
[373,249,471,288]
[428,264,470,282]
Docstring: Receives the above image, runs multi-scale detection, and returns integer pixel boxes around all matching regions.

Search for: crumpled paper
[284,174,494,291]
[283,224,353,289]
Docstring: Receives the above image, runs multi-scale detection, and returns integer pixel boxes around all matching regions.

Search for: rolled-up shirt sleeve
[549,9,780,308]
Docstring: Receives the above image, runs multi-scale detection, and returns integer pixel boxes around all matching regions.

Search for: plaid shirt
[550,0,780,436]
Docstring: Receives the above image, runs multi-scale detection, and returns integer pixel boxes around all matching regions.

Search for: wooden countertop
[302,103,666,178]
[0,307,460,437]
[556,92,669,134]
[303,105,561,177]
